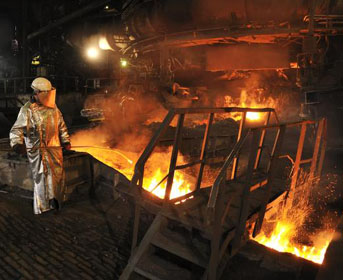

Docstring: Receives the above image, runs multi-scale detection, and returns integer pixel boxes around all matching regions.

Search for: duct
[122,0,304,39]
[58,0,343,54]
[27,0,112,40]
[121,0,343,40]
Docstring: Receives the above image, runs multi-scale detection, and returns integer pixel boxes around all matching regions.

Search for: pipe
[1,145,133,164]
[27,0,112,40]
[308,0,317,35]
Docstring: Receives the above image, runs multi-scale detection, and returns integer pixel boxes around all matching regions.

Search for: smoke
[240,71,299,121]
[202,69,301,122]
[71,89,168,153]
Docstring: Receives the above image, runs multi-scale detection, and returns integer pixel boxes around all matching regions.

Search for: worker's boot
[49,198,60,213]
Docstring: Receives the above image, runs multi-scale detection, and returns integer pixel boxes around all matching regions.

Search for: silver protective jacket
[9,101,70,214]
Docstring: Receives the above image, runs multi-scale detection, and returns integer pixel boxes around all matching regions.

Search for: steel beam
[165,114,185,201]
[253,125,286,237]
[27,0,112,40]
[285,123,307,210]
[231,129,260,252]
[196,113,214,190]
[231,112,246,180]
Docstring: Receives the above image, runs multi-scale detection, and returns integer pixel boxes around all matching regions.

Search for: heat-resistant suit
[9,101,70,214]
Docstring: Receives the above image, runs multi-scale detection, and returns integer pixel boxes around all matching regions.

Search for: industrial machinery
[114,107,327,279]
[0,1,336,137]
[54,0,343,140]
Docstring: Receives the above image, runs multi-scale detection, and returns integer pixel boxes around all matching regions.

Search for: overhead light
[87,47,99,59]
[99,37,113,51]
[31,54,40,65]
[120,59,128,67]
[104,5,109,10]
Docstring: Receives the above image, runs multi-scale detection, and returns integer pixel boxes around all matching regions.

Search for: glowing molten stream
[253,221,331,264]
[72,144,193,200]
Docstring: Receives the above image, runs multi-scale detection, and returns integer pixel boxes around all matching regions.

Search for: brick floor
[0,185,133,279]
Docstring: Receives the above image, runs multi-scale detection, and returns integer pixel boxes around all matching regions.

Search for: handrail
[255,119,317,130]
[171,107,276,115]
[206,118,323,225]
[206,130,251,223]
[130,107,279,199]
[131,110,176,186]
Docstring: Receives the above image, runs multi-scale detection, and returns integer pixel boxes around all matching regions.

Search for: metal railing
[0,76,81,95]
[130,107,278,202]
[206,118,326,257]
[129,106,278,254]
[124,106,327,280]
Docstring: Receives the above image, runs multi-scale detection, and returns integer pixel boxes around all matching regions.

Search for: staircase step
[151,227,208,268]
[134,254,193,280]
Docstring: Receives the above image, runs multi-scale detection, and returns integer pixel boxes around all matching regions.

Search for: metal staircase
[115,107,327,280]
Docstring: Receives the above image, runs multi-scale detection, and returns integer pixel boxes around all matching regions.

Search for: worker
[9,77,71,214]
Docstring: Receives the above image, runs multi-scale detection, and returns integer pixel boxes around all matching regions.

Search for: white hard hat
[31,77,52,92]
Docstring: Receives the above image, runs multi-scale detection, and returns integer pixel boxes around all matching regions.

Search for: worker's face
[33,90,42,103]
[34,89,56,108]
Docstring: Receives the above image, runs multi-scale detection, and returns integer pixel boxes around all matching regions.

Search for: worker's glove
[62,142,71,151]
[13,144,27,155]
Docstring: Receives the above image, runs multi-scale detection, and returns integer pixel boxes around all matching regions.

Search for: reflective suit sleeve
[9,104,29,148]
[57,108,70,144]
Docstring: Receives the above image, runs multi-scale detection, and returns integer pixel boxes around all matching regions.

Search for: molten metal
[143,168,192,199]
[72,143,193,200]
[72,146,136,179]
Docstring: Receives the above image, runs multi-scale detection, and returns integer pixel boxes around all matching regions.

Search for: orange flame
[142,148,194,199]
[253,221,332,264]
[223,89,278,121]
[253,172,334,264]
[143,168,192,199]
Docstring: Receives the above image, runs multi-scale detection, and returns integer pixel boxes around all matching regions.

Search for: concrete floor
[0,145,341,280]
[0,181,323,280]
[0,184,132,279]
